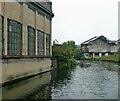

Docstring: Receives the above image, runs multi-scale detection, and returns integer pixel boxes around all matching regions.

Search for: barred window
[28,27,35,56]
[46,34,50,56]
[7,19,22,56]
[37,30,44,55]
[0,16,3,56]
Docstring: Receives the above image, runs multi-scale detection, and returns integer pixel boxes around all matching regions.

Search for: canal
[2,60,120,100]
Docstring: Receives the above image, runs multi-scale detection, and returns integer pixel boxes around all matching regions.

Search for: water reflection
[2,72,51,99]
[2,61,119,99]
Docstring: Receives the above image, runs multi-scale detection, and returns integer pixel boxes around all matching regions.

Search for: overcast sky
[51,0,119,45]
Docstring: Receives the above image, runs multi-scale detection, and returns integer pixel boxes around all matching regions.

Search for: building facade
[0,1,54,84]
[81,35,118,58]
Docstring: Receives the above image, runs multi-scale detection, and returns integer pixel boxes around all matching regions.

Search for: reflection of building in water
[0,1,54,84]
[81,35,119,58]
[2,72,51,99]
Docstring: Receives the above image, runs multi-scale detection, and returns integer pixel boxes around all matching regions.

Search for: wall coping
[2,55,53,59]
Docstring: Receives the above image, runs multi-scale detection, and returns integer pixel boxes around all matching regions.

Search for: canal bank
[82,59,120,64]
[1,58,58,87]
[83,53,120,63]
[0,1,54,87]
[1,60,119,100]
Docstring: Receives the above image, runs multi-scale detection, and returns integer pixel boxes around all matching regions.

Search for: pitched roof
[81,35,117,45]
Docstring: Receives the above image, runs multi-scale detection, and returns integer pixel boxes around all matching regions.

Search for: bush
[74,48,85,60]
[52,41,76,69]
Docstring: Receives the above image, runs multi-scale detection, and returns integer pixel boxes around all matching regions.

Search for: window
[7,19,22,56]
[37,30,44,55]
[0,16,3,57]
[46,34,50,56]
[28,26,35,56]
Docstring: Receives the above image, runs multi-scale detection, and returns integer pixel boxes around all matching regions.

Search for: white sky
[51,0,119,45]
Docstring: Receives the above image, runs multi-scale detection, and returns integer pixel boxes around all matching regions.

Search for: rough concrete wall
[22,24,28,55]
[1,2,52,55]
[45,18,51,34]
[0,2,2,15]
[36,13,44,32]
[4,2,21,23]
[2,58,51,83]
[88,39,110,52]
[26,6,36,28]
[0,2,5,16]
[2,72,51,99]
[0,2,51,34]
[110,45,118,52]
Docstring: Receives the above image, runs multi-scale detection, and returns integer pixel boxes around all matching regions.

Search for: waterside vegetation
[52,41,83,68]
[52,40,120,69]
[86,53,120,63]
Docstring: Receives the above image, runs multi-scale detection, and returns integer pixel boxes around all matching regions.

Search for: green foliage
[63,41,76,51]
[99,55,118,62]
[52,41,76,69]
[74,48,84,60]
[87,53,120,63]
[118,53,120,62]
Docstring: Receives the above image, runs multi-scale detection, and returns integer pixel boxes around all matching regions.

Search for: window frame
[7,19,22,56]
[0,15,3,57]
[27,26,35,56]
[46,33,50,56]
[37,30,44,56]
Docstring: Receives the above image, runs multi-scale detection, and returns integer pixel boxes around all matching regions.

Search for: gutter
[33,2,54,17]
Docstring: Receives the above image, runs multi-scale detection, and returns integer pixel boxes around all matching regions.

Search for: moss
[15,72,29,79]
[6,75,14,81]
[16,74,21,78]
[23,72,28,76]
[40,69,42,72]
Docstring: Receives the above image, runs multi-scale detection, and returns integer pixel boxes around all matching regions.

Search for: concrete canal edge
[2,68,57,87]
[82,59,120,63]
[1,58,58,87]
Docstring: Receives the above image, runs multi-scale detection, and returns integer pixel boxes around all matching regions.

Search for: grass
[86,53,120,63]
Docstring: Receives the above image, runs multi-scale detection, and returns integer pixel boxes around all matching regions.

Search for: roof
[20,0,54,18]
[117,39,120,43]
[81,35,117,45]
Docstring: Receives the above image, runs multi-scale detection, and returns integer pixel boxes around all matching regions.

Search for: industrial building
[0,1,54,84]
[81,35,119,58]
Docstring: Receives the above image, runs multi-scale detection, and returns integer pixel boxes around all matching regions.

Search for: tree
[74,48,83,60]
[52,41,76,68]
[63,41,76,51]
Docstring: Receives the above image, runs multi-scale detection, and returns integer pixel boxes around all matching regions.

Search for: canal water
[2,61,120,99]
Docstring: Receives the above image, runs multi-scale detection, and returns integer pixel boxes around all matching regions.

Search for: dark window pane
[46,34,50,56]
[37,30,44,55]
[7,19,22,56]
[0,16,3,56]
[28,26,35,56]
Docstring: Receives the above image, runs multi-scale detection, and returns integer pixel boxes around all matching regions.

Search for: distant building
[75,45,81,49]
[0,1,54,84]
[81,35,119,58]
